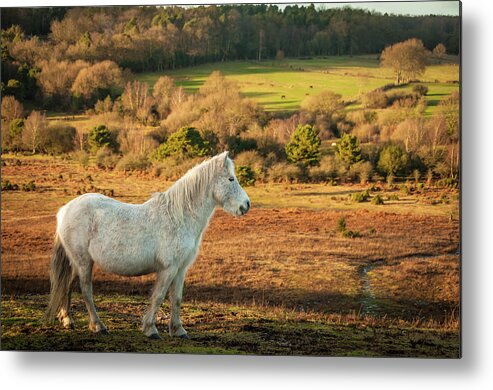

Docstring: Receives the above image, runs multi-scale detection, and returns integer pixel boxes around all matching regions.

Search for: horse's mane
[153,152,231,220]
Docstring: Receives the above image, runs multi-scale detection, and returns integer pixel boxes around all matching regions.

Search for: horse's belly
[89,242,157,277]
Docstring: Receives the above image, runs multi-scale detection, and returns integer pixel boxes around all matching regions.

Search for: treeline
[2,4,459,75]
[1,71,459,185]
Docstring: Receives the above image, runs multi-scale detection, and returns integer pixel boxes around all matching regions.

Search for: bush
[378,144,408,176]
[337,217,361,238]
[236,165,256,186]
[22,181,36,191]
[152,157,202,181]
[1,180,19,191]
[153,126,213,161]
[95,147,120,170]
[115,153,151,172]
[412,84,429,96]
[88,125,118,153]
[351,190,370,203]
[234,150,266,181]
[72,150,89,167]
[268,162,303,183]
[308,155,337,182]
[40,124,76,154]
[225,135,257,155]
[371,194,384,205]
[350,161,373,184]
[361,89,388,109]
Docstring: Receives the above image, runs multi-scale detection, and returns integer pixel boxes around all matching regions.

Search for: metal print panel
[0,1,461,357]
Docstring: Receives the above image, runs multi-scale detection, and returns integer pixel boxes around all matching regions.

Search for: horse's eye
[228,177,234,182]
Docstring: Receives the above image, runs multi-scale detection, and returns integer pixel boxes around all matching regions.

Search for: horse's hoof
[98,328,109,335]
[178,334,190,340]
[148,333,161,340]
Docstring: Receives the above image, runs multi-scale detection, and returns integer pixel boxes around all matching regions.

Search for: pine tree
[285,124,321,166]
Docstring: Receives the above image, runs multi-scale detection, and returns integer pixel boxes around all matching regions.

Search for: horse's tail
[45,234,73,324]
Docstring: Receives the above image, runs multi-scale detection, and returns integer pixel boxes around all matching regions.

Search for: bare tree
[23,111,47,153]
[1,96,24,124]
[71,60,123,100]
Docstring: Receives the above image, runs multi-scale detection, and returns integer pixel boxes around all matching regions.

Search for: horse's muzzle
[239,200,250,215]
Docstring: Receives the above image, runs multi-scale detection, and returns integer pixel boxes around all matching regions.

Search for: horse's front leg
[142,268,175,339]
[168,267,188,338]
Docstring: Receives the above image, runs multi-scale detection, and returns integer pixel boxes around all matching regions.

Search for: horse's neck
[186,194,216,239]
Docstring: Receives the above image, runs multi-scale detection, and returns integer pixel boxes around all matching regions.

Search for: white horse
[45,151,250,339]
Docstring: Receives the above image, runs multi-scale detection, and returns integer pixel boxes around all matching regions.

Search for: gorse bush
[351,190,370,203]
[236,165,256,186]
[88,124,118,153]
[152,126,213,161]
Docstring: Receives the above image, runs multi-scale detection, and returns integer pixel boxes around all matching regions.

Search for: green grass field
[137,56,459,115]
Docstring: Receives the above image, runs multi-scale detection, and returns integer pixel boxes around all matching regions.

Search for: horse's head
[212,151,250,216]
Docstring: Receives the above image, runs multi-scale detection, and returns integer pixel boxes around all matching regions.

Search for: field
[1,155,460,356]
[137,56,459,115]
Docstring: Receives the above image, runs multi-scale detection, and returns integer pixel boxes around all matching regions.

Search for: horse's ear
[220,151,230,167]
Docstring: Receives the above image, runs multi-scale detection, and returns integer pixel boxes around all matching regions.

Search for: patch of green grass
[1,294,459,357]
[137,56,459,113]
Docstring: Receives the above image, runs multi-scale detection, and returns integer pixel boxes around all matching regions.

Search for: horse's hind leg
[77,262,108,334]
[57,268,77,329]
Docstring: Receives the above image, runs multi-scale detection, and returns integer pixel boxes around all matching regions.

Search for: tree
[153,126,213,161]
[40,124,76,154]
[380,38,429,84]
[121,80,154,124]
[22,110,47,153]
[1,95,24,124]
[88,125,117,153]
[285,124,321,166]
[152,76,176,119]
[336,133,362,167]
[438,91,459,178]
[377,144,408,176]
[71,60,123,102]
[432,43,446,58]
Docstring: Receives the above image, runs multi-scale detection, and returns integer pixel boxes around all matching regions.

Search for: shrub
[268,162,303,183]
[412,84,429,96]
[72,150,89,167]
[115,153,151,172]
[308,155,337,182]
[225,135,257,155]
[88,125,118,153]
[350,160,373,184]
[387,194,400,201]
[351,190,370,203]
[1,180,19,191]
[236,165,256,186]
[361,89,388,109]
[234,150,265,181]
[400,184,410,195]
[378,144,408,176]
[153,157,202,180]
[95,147,120,170]
[285,124,321,166]
[40,124,76,154]
[371,194,384,205]
[337,217,347,233]
[21,181,36,191]
[152,126,212,161]
[337,217,361,238]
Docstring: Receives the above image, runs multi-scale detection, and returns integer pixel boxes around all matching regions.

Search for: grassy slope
[137,56,459,114]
